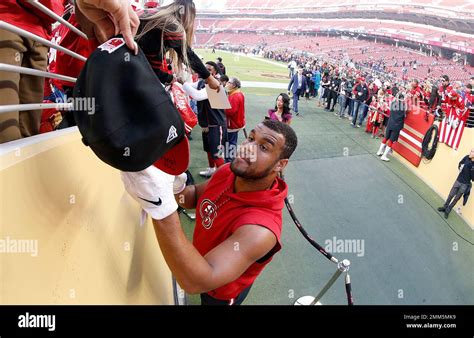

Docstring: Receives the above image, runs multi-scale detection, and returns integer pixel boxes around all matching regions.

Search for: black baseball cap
[73,37,189,174]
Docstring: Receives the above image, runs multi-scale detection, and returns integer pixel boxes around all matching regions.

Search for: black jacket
[354,83,369,102]
[329,77,342,94]
[457,155,474,185]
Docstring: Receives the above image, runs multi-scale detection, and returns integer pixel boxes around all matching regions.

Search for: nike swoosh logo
[139,197,162,206]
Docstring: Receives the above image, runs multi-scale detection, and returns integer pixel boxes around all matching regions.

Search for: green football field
[195,49,290,84]
[179,51,474,305]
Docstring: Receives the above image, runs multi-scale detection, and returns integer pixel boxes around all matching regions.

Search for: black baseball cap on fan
[73,37,189,174]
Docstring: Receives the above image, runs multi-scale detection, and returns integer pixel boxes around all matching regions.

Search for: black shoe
[330,109,335,112]
[444,210,450,219]
[437,207,446,212]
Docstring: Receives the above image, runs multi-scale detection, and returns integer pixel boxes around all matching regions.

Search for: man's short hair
[220,75,229,83]
[262,120,298,160]
[217,57,223,62]
[441,75,449,82]
[206,61,221,75]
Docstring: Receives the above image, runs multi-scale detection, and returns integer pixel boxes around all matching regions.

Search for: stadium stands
[194,31,474,81]
[222,0,473,12]
[195,18,474,47]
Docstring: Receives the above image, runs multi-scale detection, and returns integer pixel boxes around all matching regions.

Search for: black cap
[73,37,188,173]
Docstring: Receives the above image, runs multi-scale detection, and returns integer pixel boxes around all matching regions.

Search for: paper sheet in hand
[206,85,231,109]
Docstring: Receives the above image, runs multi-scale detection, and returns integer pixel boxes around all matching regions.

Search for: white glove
[121,166,178,221]
[173,172,188,195]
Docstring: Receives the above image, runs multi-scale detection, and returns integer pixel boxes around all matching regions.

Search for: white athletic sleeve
[183,82,208,102]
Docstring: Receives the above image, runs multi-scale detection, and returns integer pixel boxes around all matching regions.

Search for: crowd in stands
[281,56,474,164]
[275,51,474,134]
[195,32,473,83]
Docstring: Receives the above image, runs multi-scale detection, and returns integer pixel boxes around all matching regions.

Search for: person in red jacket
[0,0,65,143]
[121,120,298,305]
[438,75,459,147]
[407,78,423,107]
[224,77,246,163]
[42,11,96,131]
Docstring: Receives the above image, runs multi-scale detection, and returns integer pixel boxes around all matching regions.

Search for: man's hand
[76,0,139,54]
[121,166,177,220]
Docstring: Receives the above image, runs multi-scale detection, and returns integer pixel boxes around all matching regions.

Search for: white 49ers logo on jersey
[200,199,217,229]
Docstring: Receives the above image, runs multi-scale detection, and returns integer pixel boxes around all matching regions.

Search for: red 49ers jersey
[193,164,288,301]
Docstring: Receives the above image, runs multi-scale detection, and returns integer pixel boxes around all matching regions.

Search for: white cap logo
[166,126,178,144]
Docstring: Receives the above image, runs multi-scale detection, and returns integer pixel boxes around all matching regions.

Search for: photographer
[438,149,474,219]
[325,72,341,112]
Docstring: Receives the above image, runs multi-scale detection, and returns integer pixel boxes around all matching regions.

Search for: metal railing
[0,5,87,115]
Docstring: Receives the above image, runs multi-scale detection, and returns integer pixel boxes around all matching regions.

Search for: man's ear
[274,159,289,174]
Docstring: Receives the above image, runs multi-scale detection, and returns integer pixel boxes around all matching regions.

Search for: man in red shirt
[121,120,298,305]
[438,75,458,146]
[0,0,65,143]
[224,77,246,163]
[407,78,423,107]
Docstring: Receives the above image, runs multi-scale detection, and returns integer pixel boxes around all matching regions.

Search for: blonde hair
[136,0,196,72]
[424,80,432,93]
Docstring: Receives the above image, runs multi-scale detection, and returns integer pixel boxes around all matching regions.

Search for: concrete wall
[394,124,474,229]
[0,129,174,304]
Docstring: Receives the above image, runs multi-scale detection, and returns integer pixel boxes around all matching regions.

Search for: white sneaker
[380,146,391,162]
[376,144,386,156]
[199,167,216,177]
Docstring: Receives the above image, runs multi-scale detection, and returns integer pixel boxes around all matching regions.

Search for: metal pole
[29,0,88,39]
[0,21,87,62]
[0,63,76,83]
[0,103,73,115]
[309,259,351,305]
[345,274,354,306]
